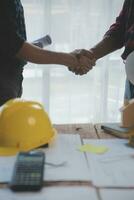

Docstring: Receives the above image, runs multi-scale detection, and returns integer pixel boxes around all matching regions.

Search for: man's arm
[90,0,128,60]
[90,36,124,60]
[71,0,128,75]
[16,41,92,74]
[16,41,77,66]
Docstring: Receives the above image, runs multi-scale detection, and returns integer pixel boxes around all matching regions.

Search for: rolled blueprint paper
[32,35,52,48]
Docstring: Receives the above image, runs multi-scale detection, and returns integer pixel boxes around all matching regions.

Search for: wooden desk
[54,123,115,139]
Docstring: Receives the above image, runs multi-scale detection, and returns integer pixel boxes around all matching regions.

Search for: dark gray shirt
[0,0,27,78]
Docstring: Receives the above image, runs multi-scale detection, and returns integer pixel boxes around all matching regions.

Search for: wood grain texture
[54,123,98,139]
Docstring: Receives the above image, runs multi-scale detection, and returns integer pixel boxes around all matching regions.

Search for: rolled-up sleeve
[104,0,128,48]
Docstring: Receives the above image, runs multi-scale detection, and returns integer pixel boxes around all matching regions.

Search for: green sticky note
[78,144,109,154]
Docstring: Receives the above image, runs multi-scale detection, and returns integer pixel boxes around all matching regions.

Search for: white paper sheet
[0,187,98,200]
[84,139,134,187]
[100,189,134,200]
[44,134,91,181]
[0,156,16,183]
[0,134,91,183]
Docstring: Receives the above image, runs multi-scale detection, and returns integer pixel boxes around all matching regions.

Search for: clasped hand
[68,49,96,75]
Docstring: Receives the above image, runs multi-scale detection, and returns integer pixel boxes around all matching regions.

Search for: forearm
[16,41,72,66]
[90,36,123,60]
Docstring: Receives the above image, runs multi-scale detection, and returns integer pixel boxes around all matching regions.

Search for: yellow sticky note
[78,144,109,154]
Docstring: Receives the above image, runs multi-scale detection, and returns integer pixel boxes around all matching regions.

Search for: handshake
[67,49,96,75]
[32,35,96,75]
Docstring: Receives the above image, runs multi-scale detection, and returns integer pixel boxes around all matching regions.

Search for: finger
[74,66,90,75]
[68,65,82,73]
[74,59,94,75]
[79,56,94,69]
[80,49,95,60]
[91,58,96,66]
[68,66,75,72]
[75,70,89,75]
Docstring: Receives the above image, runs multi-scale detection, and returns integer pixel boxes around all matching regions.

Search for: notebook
[101,123,132,138]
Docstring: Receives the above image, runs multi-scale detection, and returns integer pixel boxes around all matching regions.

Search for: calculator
[9,151,45,191]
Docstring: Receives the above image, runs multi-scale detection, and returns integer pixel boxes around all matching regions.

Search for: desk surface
[53,124,134,200]
[54,123,116,139]
[0,124,133,200]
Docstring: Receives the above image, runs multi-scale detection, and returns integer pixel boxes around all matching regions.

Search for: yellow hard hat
[0,98,56,156]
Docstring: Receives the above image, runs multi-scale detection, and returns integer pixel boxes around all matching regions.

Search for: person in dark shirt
[0,0,93,106]
[71,0,134,105]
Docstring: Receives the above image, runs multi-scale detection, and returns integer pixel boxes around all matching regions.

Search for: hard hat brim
[0,130,57,156]
[0,147,20,156]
